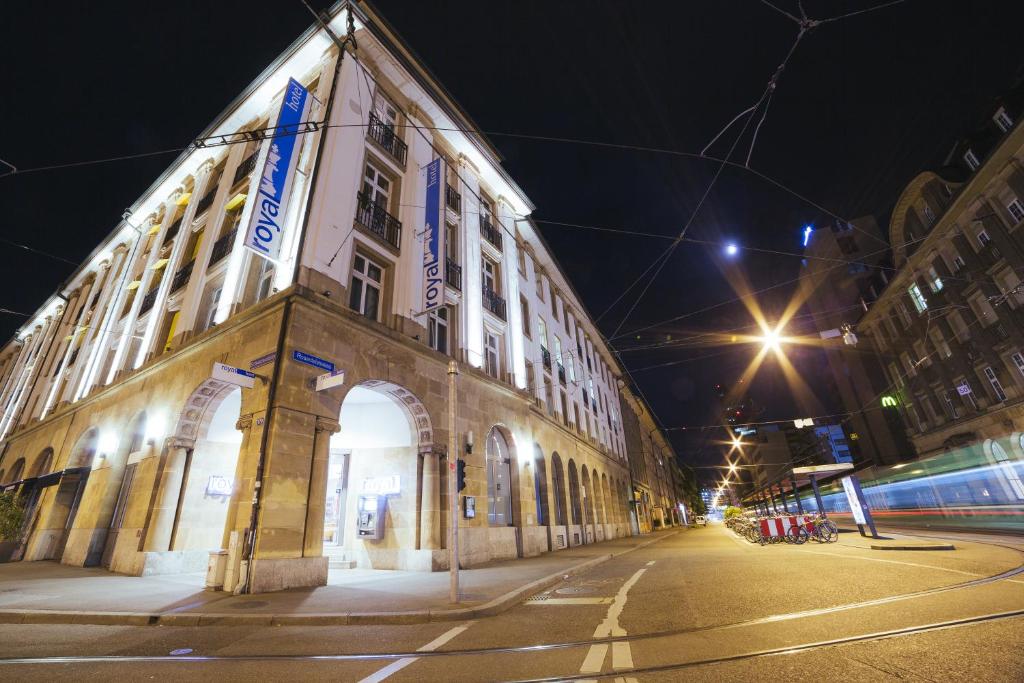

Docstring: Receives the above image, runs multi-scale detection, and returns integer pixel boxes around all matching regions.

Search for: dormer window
[994,107,1013,133]
[964,149,980,171]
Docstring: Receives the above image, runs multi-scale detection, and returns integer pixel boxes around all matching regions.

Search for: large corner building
[0,2,681,593]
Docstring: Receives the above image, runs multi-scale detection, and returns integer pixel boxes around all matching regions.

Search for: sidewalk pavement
[0,529,680,627]
[833,526,956,551]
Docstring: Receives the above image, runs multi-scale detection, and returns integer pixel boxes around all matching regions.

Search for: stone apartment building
[0,1,668,593]
[857,80,1024,492]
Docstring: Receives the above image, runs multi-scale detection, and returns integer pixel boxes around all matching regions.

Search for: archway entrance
[169,387,242,554]
[324,381,433,572]
[486,427,513,527]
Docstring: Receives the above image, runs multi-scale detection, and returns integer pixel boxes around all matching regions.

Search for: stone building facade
[857,82,1024,487]
[0,2,659,593]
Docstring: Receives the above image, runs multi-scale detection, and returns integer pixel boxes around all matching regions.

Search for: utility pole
[447,360,460,603]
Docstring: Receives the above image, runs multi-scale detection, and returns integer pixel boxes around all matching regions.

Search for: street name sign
[315,368,346,392]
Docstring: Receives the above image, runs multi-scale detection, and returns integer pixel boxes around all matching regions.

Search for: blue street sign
[292,350,334,372]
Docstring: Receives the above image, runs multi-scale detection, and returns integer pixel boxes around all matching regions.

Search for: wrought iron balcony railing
[367,112,408,165]
[482,284,507,320]
[355,192,402,249]
[480,216,503,250]
[233,152,258,186]
[446,184,461,212]
[139,286,159,316]
[170,260,194,293]
[445,257,462,290]
[208,228,237,267]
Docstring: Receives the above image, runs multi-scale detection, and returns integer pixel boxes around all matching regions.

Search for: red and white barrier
[758,515,815,538]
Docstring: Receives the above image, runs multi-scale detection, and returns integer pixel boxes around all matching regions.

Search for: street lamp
[756,323,787,352]
[724,242,739,257]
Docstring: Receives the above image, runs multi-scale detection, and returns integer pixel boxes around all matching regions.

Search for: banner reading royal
[421,158,445,312]
[244,78,312,262]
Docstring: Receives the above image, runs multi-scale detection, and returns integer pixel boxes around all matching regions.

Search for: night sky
[2,1,1023,476]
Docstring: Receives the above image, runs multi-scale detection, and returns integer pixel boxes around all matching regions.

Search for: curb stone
[0,530,679,628]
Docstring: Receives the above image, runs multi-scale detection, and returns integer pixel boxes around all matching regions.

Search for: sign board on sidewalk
[292,350,334,372]
[841,475,867,525]
[315,368,346,392]
[212,362,256,389]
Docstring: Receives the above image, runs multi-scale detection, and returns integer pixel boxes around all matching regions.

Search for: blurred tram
[803,443,1024,534]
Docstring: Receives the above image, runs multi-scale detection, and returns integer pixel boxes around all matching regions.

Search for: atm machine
[356,494,386,540]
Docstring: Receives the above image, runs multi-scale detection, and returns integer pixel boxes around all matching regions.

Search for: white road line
[578,567,648,675]
[527,597,613,605]
[799,549,983,577]
[357,622,473,683]
[645,560,656,566]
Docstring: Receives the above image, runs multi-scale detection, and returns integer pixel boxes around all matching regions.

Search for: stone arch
[66,430,98,469]
[171,378,244,448]
[4,458,25,484]
[351,380,434,451]
[889,171,958,267]
[550,451,568,526]
[484,425,515,526]
[125,410,147,456]
[30,447,54,477]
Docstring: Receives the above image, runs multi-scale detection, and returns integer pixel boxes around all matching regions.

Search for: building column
[142,437,191,552]
[66,258,114,401]
[57,274,98,406]
[419,448,442,550]
[303,416,341,557]
[77,242,132,397]
[38,289,84,417]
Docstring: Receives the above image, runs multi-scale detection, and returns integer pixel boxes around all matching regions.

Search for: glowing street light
[724,242,739,257]
[756,323,787,352]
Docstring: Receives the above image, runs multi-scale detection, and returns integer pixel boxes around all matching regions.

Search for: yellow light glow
[147,224,162,236]
[225,193,247,211]
[175,192,192,206]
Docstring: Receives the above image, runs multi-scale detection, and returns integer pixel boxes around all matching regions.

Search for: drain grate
[524,594,550,602]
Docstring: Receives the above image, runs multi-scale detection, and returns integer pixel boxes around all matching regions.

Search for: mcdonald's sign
[881,395,898,408]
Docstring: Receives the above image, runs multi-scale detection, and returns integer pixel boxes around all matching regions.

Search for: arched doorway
[325,380,433,571]
[551,452,567,527]
[486,427,513,527]
[169,388,242,552]
[533,445,549,526]
[580,468,594,543]
[99,411,147,567]
[568,459,583,545]
[36,431,95,561]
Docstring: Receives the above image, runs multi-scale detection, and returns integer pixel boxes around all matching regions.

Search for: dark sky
[2,1,1022,475]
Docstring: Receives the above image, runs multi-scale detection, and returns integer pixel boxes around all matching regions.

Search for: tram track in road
[4,531,1023,669]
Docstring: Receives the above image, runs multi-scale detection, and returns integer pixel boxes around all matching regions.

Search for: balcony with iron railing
[367,112,408,165]
[169,260,195,293]
[162,216,183,245]
[233,152,258,186]
[445,257,462,290]
[208,228,237,267]
[557,362,566,384]
[139,286,160,316]
[482,285,506,320]
[446,184,461,212]
[480,216,503,250]
[194,187,218,216]
[540,346,551,370]
[355,192,402,249]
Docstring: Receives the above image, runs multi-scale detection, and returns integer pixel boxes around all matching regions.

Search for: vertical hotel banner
[421,158,445,312]
[244,78,311,262]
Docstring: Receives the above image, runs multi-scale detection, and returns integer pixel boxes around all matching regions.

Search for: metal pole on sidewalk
[447,360,460,603]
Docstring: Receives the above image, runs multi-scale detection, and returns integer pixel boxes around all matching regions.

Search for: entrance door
[323,451,349,547]
[101,463,137,568]
[486,429,513,526]
[51,469,89,560]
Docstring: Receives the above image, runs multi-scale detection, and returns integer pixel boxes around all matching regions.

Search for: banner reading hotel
[422,158,445,312]
[244,77,311,262]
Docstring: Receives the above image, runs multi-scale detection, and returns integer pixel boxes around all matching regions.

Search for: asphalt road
[2,524,1023,682]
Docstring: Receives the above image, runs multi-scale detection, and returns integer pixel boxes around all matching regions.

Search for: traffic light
[456,458,467,492]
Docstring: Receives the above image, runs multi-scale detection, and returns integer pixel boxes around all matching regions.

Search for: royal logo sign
[244,78,311,262]
[421,158,445,312]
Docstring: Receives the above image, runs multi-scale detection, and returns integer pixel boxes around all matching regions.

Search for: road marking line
[612,641,634,669]
[580,644,608,673]
[357,623,473,683]
[526,597,613,605]
[646,561,656,566]
[799,549,982,577]
[578,567,648,675]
